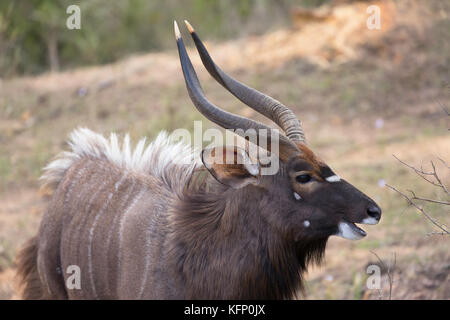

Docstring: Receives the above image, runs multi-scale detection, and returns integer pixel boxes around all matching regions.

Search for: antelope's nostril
[366,205,381,220]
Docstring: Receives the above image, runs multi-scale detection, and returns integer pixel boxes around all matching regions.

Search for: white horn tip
[174,21,181,40]
[184,20,195,34]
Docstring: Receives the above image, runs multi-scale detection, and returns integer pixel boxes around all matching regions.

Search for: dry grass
[0,0,449,299]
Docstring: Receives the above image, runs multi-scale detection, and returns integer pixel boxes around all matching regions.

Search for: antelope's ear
[201,146,260,189]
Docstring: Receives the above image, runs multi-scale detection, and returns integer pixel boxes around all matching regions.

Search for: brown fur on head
[200,142,381,241]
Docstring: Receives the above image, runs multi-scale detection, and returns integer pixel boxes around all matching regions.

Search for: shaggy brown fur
[15,237,47,299]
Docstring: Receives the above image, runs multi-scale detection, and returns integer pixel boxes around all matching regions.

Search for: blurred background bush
[0,0,332,76]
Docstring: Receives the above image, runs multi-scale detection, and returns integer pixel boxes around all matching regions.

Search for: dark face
[201,144,381,242]
[263,143,381,241]
[176,20,381,243]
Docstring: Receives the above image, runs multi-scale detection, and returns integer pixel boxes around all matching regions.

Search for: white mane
[41,127,200,190]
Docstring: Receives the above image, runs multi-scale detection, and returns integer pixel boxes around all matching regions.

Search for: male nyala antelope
[17,21,381,299]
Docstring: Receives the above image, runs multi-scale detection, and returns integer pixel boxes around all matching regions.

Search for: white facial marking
[362,217,379,225]
[325,175,341,183]
[335,221,365,240]
[294,192,302,200]
[303,220,310,228]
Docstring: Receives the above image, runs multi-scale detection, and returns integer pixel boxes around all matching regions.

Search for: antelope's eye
[296,174,312,184]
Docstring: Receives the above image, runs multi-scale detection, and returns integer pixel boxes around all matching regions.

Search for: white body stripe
[105,179,136,252]
[117,189,145,275]
[87,174,126,298]
[138,210,161,299]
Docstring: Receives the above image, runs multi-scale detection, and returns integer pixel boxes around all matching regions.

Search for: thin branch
[386,184,450,235]
[431,160,449,195]
[369,251,384,299]
[426,231,449,236]
[370,251,396,300]
[406,189,450,206]
[393,155,439,185]
[393,155,449,195]
[438,157,450,170]
[437,98,450,116]
[387,252,396,300]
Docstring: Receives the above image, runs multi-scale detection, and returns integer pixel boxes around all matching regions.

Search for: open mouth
[335,221,367,240]
[334,215,381,240]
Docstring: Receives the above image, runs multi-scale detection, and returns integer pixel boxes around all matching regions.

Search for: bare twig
[393,155,449,195]
[430,160,449,195]
[437,99,450,117]
[388,97,449,237]
[426,231,448,236]
[387,252,396,300]
[436,97,450,131]
[370,251,396,300]
[438,157,450,169]
[406,189,450,206]
[386,184,450,235]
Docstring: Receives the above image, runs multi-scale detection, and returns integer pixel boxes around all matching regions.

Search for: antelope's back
[36,128,199,299]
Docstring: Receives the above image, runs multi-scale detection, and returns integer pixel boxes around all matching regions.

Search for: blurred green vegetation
[0,0,330,76]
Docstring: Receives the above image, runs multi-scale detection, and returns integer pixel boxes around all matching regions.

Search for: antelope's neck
[169,184,304,299]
